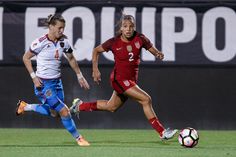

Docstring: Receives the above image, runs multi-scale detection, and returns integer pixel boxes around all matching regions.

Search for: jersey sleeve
[101,38,115,52]
[29,39,42,54]
[140,34,153,50]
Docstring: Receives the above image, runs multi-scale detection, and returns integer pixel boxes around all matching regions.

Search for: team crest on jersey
[60,42,64,48]
[135,42,140,49]
[126,45,132,52]
[123,80,130,87]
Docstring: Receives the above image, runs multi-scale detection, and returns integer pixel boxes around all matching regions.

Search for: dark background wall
[1,65,235,130]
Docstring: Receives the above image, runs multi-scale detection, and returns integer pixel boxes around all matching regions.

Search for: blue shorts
[34,78,65,112]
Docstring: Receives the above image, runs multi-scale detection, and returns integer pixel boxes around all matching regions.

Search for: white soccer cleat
[160,128,178,140]
[70,98,83,113]
[70,98,83,119]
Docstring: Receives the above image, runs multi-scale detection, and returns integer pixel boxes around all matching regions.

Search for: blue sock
[61,115,80,139]
[24,104,51,116]
[35,104,51,116]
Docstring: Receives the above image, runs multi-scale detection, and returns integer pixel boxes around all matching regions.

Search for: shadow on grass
[0,144,76,148]
[91,139,175,144]
[0,139,177,148]
[90,139,177,147]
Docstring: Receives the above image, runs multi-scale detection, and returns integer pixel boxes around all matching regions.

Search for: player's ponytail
[45,14,65,27]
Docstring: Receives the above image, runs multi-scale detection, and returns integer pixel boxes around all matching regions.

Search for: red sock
[79,102,97,111]
[149,117,165,136]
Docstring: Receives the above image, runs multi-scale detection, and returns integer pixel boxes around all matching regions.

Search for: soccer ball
[178,127,199,148]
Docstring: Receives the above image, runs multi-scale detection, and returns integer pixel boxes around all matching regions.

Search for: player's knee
[105,101,119,112]
[59,107,70,117]
[142,95,152,106]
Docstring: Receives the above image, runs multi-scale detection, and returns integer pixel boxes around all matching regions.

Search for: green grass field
[0,129,235,157]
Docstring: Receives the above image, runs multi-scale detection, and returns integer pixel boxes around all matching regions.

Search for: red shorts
[110,79,136,94]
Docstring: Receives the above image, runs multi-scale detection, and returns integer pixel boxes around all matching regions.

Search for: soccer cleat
[16,100,27,116]
[70,98,83,113]
[77,136,90,146]
[160,128,178,140]
[70,98,83,119]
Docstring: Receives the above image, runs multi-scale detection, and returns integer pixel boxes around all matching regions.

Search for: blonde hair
[116,14,136,36]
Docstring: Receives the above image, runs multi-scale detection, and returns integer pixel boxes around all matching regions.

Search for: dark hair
[116,14,136,36]
[45,14,65,27]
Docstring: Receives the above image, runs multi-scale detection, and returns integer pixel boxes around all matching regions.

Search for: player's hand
[32,77,42,88]
[92,68,101,85]
[77,73,90,90]
[156,51,164,60]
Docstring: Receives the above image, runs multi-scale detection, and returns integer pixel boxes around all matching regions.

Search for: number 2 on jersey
[128,52,134,62]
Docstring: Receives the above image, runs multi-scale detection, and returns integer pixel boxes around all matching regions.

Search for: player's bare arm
[66,53,90,90]
[22,50,42,88]
[148,46,164,60]
[92,45,105,85]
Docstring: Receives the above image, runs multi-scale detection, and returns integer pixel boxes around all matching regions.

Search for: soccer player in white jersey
[16,14,90,146]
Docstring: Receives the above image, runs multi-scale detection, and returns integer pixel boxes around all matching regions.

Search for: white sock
[24,104,37,111]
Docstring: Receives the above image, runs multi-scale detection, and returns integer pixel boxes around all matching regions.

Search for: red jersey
[102,31,153,82]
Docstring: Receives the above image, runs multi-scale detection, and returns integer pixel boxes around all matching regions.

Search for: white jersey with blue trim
[29,34,73,79]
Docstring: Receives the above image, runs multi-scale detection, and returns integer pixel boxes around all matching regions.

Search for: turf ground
[0,129,235,157]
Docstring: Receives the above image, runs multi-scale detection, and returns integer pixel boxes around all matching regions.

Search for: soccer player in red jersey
[71,15,177,140]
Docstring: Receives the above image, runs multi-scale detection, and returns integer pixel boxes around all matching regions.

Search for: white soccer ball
[178,127,199,148]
